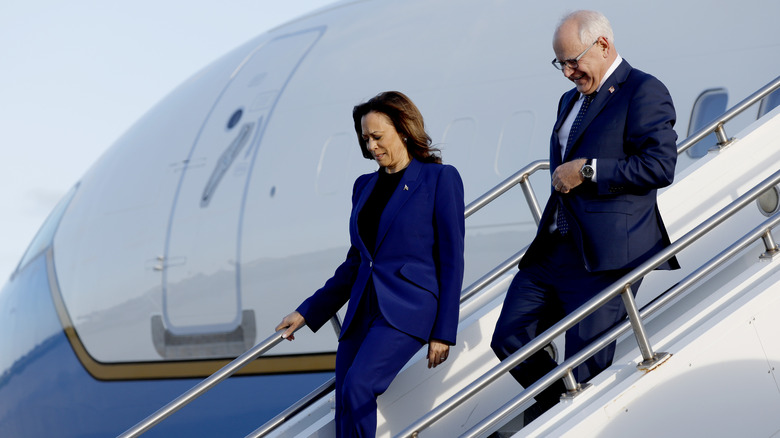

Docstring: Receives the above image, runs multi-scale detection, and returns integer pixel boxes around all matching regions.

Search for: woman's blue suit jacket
[297,158,465,345]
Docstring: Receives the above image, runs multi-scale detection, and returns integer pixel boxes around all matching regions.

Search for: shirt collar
[579,53,622,99]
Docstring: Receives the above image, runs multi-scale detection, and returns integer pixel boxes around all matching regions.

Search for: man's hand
[552,158,587,193]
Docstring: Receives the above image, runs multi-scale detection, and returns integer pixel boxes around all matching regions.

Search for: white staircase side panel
[527,256,780,437]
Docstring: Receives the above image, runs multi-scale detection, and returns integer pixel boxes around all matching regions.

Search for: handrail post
[760,229,780,260]
[620,283,669,370]
[520,174,543,226]
[715,122,732,147]
[330,314,343,336]
[560,369,589,399]
[561,370,579,393]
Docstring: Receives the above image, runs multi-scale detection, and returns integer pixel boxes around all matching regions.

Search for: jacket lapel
[563,59,632,160]
[374,158,422,252]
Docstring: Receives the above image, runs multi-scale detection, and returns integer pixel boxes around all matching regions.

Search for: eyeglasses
[551,39,599,71]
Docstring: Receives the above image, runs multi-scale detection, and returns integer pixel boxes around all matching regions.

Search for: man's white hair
[558,10,615,46]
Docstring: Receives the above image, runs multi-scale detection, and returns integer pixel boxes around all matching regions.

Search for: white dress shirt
[550,54,622,233]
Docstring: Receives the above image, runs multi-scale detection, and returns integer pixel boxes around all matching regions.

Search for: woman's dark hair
[352,91,441,164]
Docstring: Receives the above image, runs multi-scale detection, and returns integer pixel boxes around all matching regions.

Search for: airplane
[2,0,780,436]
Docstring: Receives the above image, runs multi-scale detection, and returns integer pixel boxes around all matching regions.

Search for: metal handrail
[396,165,780,437]
[244,160,551,438]
[465,160,549,221]
[125,162,553,438]
[395,76,780,436]
[459,160,550,303]
[462,191,780,438]
[389,74,780,438]
[247,248,529,438]
[677,74,780,154]
[121,75,780,438]
[247,377,336,438]
[118,328,297,438]
[458,75,780,306]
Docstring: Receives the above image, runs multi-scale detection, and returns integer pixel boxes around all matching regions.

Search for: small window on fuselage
[758,88,780,119]
[687,88,728,159]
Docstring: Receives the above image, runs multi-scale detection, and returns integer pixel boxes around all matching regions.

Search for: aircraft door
[154,28,324,358]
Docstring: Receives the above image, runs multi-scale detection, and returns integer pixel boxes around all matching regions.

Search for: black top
[358,168,407,254]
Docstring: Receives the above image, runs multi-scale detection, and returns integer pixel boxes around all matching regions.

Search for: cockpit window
[687,88,728,159]
[758,88,780,119]
[14,183,79,274]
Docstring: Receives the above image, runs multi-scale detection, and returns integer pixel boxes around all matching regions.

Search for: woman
[276,91,465,437]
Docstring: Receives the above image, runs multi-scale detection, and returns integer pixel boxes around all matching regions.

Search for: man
[491,10,679,422]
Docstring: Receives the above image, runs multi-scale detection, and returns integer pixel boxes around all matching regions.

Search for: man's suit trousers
[491,230,642,409]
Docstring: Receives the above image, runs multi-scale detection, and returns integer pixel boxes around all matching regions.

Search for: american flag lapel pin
[609,86,615,94]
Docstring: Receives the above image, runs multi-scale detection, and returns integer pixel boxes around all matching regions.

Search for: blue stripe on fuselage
[0,251,331,437]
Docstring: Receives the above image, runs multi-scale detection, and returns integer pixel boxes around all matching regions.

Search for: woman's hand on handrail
[276,311,306,341]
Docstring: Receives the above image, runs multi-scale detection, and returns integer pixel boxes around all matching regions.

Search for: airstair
[120,76,780,438]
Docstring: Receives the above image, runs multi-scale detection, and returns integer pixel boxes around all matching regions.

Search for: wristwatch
[580,159,594,180]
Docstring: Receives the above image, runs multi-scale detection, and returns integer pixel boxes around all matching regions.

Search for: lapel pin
[403,184,409,191]
[609,86,615,94]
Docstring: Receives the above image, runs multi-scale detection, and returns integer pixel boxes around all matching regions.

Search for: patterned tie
[558,92,596,236]
[566,92,596,152]
[556,202,570,235]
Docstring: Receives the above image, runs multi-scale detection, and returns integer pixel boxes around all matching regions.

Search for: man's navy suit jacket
[297,158,465,345]
[524,59,680,272]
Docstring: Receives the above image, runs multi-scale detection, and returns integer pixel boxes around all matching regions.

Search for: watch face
[581,165,594,178]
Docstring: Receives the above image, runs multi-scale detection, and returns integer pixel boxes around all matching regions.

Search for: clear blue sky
[0,0,335,282]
